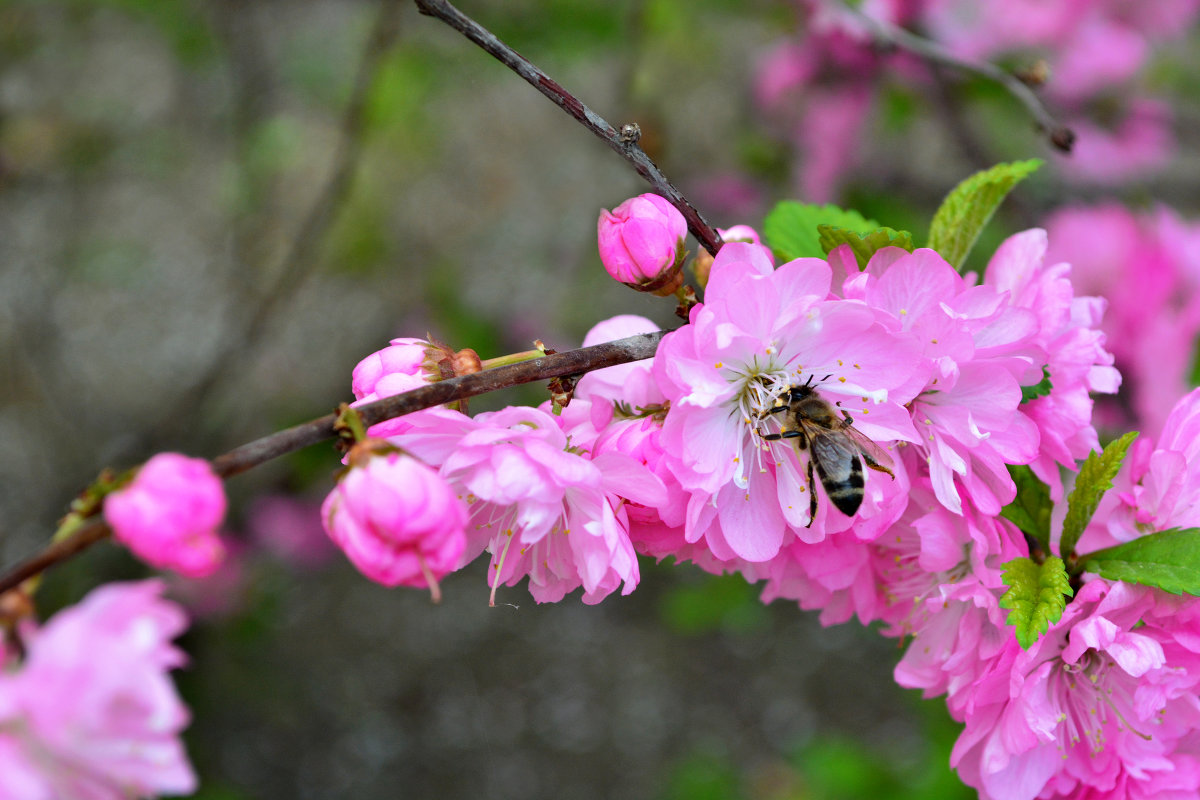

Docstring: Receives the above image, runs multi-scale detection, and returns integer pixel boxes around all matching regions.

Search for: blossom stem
[479,349,545,370]
[411,0,724,256]
[0,331,668,596]
[416,553,443,604]
[841,3,1075,151]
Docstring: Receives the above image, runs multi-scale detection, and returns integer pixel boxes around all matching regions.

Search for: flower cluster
[757,0,1199,198]
[0,581,196,799]
[275,190,1200,800]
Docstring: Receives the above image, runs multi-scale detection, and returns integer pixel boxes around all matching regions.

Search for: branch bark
[0,331,668,595]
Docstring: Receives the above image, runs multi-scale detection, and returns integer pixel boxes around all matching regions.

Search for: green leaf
[1020,366,1053,403]
[1060,432,1139,560]
[1081,528,1200,596]
[927,159,1042,269]
[999,465,1053,555]
[762,202,878,263]
[816,225,915,270]
[999,556,1073,650]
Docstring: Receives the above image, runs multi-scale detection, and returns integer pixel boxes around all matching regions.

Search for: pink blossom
[1078,388,1200,556]
[397,405,667,604]
[1058,99,1174,184]
[0,580,196,798]
[1045,204,1200,437]
[103,452,227,578]
[597,193,687,294]
[843,245,1041,515]
[950,580,1200,800]
[323,458,451,587]
[983,229,1120,499]
[653,242,923,560]
[351,337,441,438]
[322,450,467,594]
[247,494,337,569]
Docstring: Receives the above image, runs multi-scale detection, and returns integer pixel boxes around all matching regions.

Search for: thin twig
[412,0,724,256]
[847,6,1075,152]
[0,331,668,595]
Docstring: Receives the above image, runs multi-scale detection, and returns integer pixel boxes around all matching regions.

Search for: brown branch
[412,0,724,256]
[847,5,1075,152]
[0,331,668,595]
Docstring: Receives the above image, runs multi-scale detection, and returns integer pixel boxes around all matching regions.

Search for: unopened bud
[597,193,688,296]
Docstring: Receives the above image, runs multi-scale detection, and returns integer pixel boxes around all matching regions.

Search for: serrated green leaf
[1020,366,1053,403]
[816,225,915,270]
[927,160,1042,269]
[1081,528,1200,596]
[999,465,1053,555]
[999,556,1073,649]
[1060,432,1139,560]
[762,202,878,263]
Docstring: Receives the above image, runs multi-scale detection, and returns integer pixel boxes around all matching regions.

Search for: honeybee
[758,380,895,526]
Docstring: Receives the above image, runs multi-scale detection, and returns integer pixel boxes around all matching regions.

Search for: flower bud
[597,193,687,295]
[103,453,227,578]
[352,337,479,437]
[321,451,467,598]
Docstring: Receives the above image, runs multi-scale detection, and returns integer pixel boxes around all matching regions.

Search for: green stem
[480,349,545,370]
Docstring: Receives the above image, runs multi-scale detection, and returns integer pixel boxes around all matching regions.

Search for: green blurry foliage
[658,570,770,636]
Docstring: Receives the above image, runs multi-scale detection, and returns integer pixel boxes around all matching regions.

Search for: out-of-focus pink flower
[597,193,688,295]
[1058,99,1174,184]
[321,450,468,594]
[793,86,873,203]
[247,495,337,569]
[104,452,227,578]
[0,580,196,799]
[1045,203,1200,437]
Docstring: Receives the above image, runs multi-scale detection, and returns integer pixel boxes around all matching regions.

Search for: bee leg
[861,450,896,479]
[760,430,803,441]
[805,455,818,528]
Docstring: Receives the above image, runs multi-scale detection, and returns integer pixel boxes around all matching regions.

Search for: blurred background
[4,0,1200,797]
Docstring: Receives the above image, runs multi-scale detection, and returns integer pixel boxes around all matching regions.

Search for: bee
[758,379,895,526]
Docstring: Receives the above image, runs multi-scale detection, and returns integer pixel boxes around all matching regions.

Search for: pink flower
[950,580,1200,800]
[321,450,467,596]
[1045,204,1200,437]
[597,193,687,294]
[103,452,227,578]
[1078,388,1200,556]
[983,229,1120,499]
[397,405,666,604]
[247,495,337,569]
[653,242,924,560]
[0,580,196,799]
[841,245,1041,515]
[351,337,470,438]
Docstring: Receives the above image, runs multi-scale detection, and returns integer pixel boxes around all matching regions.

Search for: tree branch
[847,6,1075,152]
[0,331,668,595]
[412,0,724,256]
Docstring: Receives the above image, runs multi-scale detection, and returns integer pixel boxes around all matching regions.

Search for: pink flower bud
[321,451,467,597]
[103,453,227,578]
[597,193,687,295]
[352,337,479,438]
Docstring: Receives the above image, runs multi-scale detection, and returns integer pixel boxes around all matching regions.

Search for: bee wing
[844,425,895,473]
[802,424,859,484]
